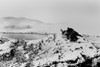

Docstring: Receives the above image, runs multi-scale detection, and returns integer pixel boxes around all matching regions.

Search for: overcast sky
[0,0,100,35]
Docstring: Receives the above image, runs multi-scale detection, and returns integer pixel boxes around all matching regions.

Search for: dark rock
[61,27,83,42]
[66,57,79,64]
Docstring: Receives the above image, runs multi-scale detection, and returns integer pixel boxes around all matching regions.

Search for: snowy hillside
[0,17,100,67]
[0,27,100,67]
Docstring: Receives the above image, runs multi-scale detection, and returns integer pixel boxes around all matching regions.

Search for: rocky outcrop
[61,27,83,42]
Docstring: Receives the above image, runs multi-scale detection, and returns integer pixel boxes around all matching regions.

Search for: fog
[0,0,100,35]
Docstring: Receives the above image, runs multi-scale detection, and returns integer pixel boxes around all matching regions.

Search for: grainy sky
[0,0,100,35]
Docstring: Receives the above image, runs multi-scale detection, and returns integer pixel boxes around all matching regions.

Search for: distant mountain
[2,17,43,29]
[0,17,64,34]
[0,17,48,32]
[3,17,43,23]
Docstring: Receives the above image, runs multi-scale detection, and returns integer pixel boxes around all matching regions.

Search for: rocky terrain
[0,28,100,67]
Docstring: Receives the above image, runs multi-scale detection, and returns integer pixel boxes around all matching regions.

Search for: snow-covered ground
[0,33,100,67]
[0,17,100,67]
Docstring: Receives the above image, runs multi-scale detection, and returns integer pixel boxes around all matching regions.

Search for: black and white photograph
[0,0,100,67]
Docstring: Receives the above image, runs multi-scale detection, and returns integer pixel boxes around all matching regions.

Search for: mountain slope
[0,31,100,67]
